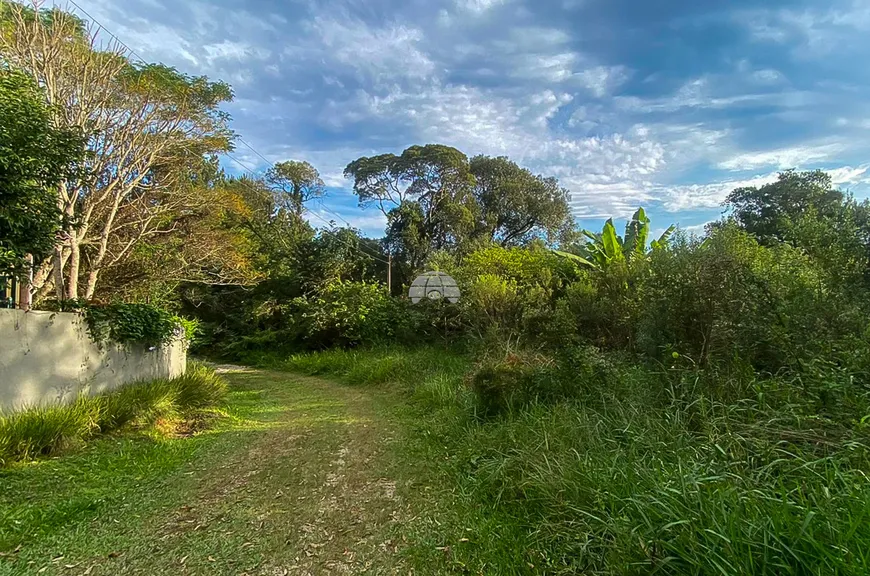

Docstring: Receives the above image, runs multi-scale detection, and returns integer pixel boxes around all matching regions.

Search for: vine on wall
[52,300,197,347]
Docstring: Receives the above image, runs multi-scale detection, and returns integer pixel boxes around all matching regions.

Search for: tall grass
[0,362,227,466]
[267,345,870,575]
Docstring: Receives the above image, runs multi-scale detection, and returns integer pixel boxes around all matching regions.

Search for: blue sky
[69,0,870,237]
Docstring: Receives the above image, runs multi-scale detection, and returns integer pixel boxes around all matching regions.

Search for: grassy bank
[270,345,870,575]
[0,363,226,465]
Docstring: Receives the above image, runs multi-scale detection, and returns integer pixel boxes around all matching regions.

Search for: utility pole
[387,250,392,294]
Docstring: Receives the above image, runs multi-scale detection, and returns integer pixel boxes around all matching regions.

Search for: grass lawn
[0,367,425,575]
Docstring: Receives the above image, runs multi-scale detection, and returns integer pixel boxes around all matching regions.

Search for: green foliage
[297,280,408,348]
[559,207,674,270]
[256,345,870,574]
[0,363,226,465]
[0,67,85,272]
[637,225,864,372]
[724,169,844,243]
[454,244,577,338]
[0,398,100,463]
[345,145,572,288]
[265,160,326,217]
[469,155,572,246]
[83,303,184,347]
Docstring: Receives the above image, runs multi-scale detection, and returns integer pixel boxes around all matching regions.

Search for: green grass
[0,362,227,465]
[0,369,288,574]
[0,366,423,575]
[271,345,870,575]
[5,346,870,574]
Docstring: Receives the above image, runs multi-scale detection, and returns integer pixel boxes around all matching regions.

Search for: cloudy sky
[66,0,870,236]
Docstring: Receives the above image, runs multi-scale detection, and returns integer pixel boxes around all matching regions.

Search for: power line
[236,138,273,167]
[303,209,390,265]
[223,152,259,176]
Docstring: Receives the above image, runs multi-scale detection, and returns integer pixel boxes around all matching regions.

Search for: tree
[469,155,572,246]
[723,170,844,243]
[0,1,235,301]
[95,167,266,304]
[0,67,84,274]
[345,144,477,275]
[723,169,870,290]
[345,145,575,286]
[265,160,326,217]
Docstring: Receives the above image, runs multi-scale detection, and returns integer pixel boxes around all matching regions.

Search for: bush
[174,361,229,409]
[297,280,410,348]
[637,225,857,371]
[0,364,227,465]
[554,264,639,349]
[455,245,577,340]
[83,303,182,347]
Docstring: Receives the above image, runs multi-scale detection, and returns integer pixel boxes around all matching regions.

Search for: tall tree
[469,155,572,246]
[345,144,477,271]
[0,67,84,275]
[0,1,235,301]
[266,160,326,218]
[723,169,870,290]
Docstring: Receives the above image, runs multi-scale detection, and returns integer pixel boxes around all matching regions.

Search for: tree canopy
[0,67,84,273]
[344,144,573,285]
[0,0,236,299]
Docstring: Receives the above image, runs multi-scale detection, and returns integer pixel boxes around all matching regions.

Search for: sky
[65,0,870,237]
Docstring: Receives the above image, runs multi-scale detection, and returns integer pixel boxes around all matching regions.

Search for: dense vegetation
[4,2,870,574]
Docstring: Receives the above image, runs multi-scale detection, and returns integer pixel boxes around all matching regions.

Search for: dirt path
[165,367,412,575]
[13,367,420,576]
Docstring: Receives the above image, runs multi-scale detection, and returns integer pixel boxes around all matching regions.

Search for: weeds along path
[0,368,416,576]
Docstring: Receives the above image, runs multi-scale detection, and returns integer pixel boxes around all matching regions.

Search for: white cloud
[614,77,767,113]
[573,65,630,97]
[296,18,436,85]
[718,144,842,171]
[744,2,870,57]
[827,165,869,185]
[751,69,784,84]
[305,206,387,235]
[456,0,510,14]
[203,40,268,64]
[660,173,779,212]
[680,222,712,236]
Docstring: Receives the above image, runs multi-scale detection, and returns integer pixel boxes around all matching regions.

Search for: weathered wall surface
[0,309,186,412]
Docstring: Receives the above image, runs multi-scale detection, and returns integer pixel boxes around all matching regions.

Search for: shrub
[469,349,563,417]
[545,259,646,352]
[298,280,408,348]
[84,303,181,347]
[456,245,576,340]
[636,225,856,371]
[174,361,229,409]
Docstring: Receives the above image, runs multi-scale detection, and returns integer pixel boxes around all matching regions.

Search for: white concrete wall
[0,309,187,413]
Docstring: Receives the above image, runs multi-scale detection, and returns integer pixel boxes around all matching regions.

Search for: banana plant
[554,208,675,270]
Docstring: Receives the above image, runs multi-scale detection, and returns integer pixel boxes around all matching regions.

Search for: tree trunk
[84,267,99,300]
[53,245,65,301]
[18,254,33,311]
[65,233,79,300]
[31,255,54,297]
